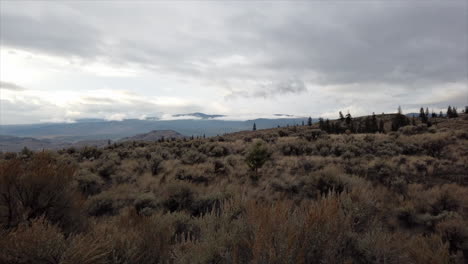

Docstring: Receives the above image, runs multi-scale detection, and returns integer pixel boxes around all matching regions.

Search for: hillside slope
[1,113,467,263]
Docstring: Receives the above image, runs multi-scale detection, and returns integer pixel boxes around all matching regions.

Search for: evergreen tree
[419,107,427,123]
[331,123,337,134]
[465,106,468,113]
[245,141,271,175]
[447,106,453,118]
[439,111,444,118]
[324,119,331,133]
[318,118,324,130]
[349,122,355,133]
[364,117,372,133]
[379,119,385,133]
[302,120,305,126]
[431,111,437,118]
[392,106,409,131]
[253,123,257,131]
[339,111,345,121]
[371,113,378,133]
[345,112,352,125]
[307,117,312,126]
[453,107,459,118]
[425,107,429,119]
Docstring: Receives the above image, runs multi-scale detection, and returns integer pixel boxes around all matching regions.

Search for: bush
[162,183,196,213]
[181,150,207,165]
[0,153,83,233]
[150,154,163,175]
[80,146,102,160]
[0,217,66,263]
[75,170,104,196]
[399,125,428,135]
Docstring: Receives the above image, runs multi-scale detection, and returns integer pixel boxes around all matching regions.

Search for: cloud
[0,88,205,124]
[0,1,466,124]
[0,81,26,91]
[227,78,308,99]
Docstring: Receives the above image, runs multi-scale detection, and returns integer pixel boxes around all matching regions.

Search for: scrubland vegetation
[1,112,468,263]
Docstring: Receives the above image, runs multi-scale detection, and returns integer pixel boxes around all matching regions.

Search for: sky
[0,0,467,124]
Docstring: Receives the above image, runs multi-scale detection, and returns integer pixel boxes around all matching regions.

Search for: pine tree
[318,118,324,130]
[345,112,352,125]
[392,106,409,131]
[419,107,427,123]
[245,141,271,175]
[425,107,429,119]
[364,117,372,133]
[431,111,437,118]
[252,123,257,131]
[371,113,378,133]
[331,123,337,134]
[453,107,459,118]
[324,119,331,133]
[307,117,312,126]
[439,111,444,118]
[379,119,385,133]
[447,106,453,118]
[339,111,345,121]
[301,120,305,126]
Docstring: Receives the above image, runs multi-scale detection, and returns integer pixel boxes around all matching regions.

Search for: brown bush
[0,153,84,233]
[0,217,66,264]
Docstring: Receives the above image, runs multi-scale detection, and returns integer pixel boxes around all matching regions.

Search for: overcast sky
[0,1,467,124]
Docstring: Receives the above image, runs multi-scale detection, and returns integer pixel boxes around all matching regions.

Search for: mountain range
[0,113,311,152]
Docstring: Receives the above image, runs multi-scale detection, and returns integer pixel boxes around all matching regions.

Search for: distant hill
[120,130,184,142]
[0,117,310,141]
[173,112,226,119]
[0,135,109,152]
[0,117,312,152]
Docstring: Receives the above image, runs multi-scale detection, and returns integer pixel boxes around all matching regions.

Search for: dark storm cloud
[0,81,26,91]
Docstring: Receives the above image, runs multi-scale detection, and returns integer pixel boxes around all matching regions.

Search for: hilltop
[119,130,184,142]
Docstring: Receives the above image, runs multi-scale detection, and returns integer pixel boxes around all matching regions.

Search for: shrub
[75,170,104,196]
[134,193,158,216]
[60,233,110,264]
[399,125,428,135]
[181,150,207,165]
[80,146,102,160]
[87,196,117,217]
[0,153,83,232]
[162,183,196,213]
[150,154,163,175]
[95,211,173,264]
[0,217,66,263]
